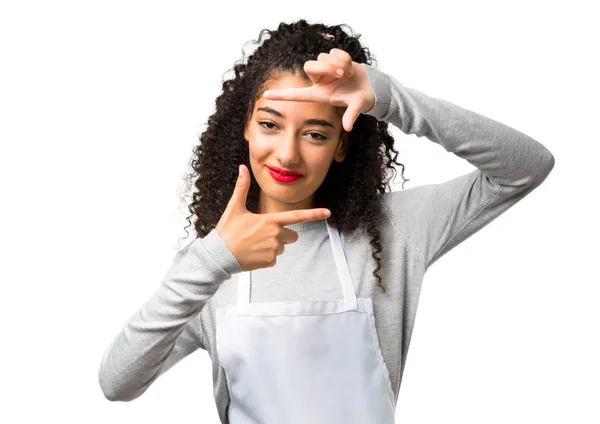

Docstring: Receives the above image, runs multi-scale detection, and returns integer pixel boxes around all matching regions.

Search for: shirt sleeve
[361,63,555,269]
[98,229,242,401]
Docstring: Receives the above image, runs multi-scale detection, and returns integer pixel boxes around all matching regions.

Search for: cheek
[304,151,336,176]
[251,139,272,153]
[247,136,273,159]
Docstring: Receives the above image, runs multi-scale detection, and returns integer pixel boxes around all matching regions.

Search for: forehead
[263,72,312,90]
[255,73,340,119]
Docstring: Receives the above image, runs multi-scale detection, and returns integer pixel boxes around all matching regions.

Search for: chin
[259,182,311,204]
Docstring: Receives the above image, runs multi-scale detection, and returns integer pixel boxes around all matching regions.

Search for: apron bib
[216,219,395,424]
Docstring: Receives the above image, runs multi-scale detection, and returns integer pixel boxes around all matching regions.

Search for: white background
[1,0,598,423]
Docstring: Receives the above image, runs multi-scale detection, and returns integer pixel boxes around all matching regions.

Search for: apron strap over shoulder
[236,219,359,314]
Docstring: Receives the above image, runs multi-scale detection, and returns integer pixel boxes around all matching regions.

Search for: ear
[244,109,253,143]
[334,131,350,162]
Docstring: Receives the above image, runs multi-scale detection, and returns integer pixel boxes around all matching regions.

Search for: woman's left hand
[263,48,376,132]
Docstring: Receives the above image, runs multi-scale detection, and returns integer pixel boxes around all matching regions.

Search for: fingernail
[239,164,243,176]
[324,210,331,217]
[336,68,343,77]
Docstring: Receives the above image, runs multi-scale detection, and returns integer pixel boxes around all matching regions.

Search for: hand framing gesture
[216,165,332,271]
[263,48,376,132]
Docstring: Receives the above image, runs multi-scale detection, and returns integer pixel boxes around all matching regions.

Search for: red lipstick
[266,165,303,183]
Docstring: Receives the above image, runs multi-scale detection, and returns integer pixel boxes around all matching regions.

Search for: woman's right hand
[215,164,331,272]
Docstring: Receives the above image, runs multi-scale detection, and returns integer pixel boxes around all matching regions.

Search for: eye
[257,121,328,141]
[307,132,327,141]
[258,121,277,130]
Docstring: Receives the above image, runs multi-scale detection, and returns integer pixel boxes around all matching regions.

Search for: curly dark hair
[179,19,409,293]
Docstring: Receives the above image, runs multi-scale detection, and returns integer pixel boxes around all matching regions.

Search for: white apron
[216,219,396,424]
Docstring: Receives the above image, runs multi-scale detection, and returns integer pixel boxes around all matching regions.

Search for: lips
[266,165,303,183]
[266,165,303,176]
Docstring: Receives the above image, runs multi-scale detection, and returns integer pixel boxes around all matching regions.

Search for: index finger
[263,86,328,103]
[267,208,331,226]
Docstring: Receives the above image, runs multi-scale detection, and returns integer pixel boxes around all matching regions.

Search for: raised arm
[362,64,555,268]
[98,229,241,401]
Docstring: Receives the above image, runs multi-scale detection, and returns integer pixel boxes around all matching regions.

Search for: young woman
[98,19,555,423]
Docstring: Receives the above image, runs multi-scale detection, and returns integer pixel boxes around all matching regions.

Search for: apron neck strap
[237,218,358,314]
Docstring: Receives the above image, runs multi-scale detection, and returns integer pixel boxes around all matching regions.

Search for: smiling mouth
[266,166,304,183]
[266,165,303,176]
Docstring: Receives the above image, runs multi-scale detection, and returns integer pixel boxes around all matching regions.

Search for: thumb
[343,101,363,132]
[229,164,250,212]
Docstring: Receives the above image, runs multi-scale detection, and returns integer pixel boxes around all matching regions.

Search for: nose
[274,132,300,166]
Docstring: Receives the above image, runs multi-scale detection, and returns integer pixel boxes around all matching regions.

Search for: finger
[275,241,285,256]
[278,228,300,245]
[304,60,346,84]
[228,164,250,212]
[329,49,354,77]
[329,48,352,62]
[268,208,331,226]
[316,53,352,78]
[263,86,329,103]
[343,101,363,132]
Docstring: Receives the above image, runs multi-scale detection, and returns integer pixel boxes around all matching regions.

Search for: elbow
[99,371,129,402]
[100,385,124,402]
[99,376,120,402]
[533,150,555,186]
[98,361,156,402]
[98,358,144,402]
[545,152,556,175]
[99,375,143,402]
[98,347,124,401]
[519,148,555,189]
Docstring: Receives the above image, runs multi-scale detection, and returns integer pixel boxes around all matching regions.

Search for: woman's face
[244,72,349,214]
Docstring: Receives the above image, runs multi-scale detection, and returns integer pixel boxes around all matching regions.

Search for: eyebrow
[256,106,335,128]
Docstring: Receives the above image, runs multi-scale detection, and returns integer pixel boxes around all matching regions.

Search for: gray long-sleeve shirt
[98,63,555,423]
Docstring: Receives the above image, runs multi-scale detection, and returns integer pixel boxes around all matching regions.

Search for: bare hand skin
[215,164,332,271]
[263,48,376,132]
